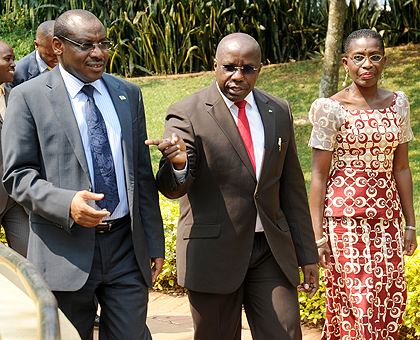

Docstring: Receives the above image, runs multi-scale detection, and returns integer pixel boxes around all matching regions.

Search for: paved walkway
[145,291,322,340]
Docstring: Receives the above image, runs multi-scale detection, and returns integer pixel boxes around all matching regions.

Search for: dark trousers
[0,197,29,257]
[54,220,151,340]
[188,232,302,340]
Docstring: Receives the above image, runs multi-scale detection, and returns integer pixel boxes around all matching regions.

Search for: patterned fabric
[82,85,120,213]
[322,217,406,340]
[308,91,412,340]
[309,92,413,219]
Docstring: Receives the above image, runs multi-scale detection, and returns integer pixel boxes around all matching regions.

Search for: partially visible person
[146,32,319,340]
[0,41,29,257]
[308,28,417,340]
[2,10,164,340]
[6,20,57,89]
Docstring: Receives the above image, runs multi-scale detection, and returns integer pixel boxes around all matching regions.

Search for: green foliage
[400,238,420,339]
[0,12,34,60]
[154,194,180,291]
[2,0,420,76]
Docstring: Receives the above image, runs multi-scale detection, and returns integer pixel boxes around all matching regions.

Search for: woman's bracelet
[404,225,417,232]
[316,236,327,247]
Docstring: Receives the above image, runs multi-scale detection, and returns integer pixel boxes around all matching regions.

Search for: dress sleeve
[308,98,345,151]
[395,91,413,144]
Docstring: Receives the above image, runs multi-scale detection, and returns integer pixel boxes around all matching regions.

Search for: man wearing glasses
[146,33,319,340]
[2,9,164,340]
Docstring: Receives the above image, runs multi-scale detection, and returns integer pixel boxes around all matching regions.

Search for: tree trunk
[319,0,347,98]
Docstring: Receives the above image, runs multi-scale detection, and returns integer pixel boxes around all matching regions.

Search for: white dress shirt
[59,64,128,220]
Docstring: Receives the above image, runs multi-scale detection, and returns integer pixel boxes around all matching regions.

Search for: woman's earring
[342,71,349,88]
[380,71,385,86]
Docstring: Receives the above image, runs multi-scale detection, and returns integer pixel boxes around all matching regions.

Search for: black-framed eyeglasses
[58,35,114,52]
[221,64,260,75]
[349,54,384,66]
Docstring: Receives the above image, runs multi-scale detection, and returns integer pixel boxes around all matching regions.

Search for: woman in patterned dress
[308,29,417,340]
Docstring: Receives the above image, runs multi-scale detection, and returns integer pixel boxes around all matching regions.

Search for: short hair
[54,9,100,38]
[344,29,385,56]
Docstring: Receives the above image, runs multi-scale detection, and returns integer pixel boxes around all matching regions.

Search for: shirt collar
[216,82,256,110]
[59,63,104,98]
[0,84,4,96]
[35,50,51,74]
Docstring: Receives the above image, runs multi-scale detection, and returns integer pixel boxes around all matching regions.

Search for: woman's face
[342,37,387,88]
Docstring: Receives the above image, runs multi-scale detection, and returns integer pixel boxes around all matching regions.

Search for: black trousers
[54,220,151,340]
[188,232,302,340]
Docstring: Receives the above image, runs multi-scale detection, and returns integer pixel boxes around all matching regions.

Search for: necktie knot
[81,84,95,98]
[234,100,247,110]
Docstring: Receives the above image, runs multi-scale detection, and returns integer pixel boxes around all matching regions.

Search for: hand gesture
[145,133,187,170]
[70,190,110,227]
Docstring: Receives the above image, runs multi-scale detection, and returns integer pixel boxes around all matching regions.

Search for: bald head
[34,20,58,69]
[54,9,103,38]
[36,20,55,41]
[214,33,262,102]
[215,33,261,65]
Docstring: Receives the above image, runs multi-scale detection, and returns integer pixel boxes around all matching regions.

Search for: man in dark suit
[146,33,319,340]
[2,10,164,340]
[6,20,57,89]
[0,41,29,257]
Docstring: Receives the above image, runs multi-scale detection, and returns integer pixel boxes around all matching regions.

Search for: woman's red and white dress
[308,91,413,340]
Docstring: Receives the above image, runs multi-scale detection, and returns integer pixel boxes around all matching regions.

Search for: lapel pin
[278,137,282,151]
[119,95,126,100]
[268,109,273,113]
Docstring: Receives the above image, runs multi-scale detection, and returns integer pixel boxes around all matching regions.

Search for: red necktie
[235,100,256,173]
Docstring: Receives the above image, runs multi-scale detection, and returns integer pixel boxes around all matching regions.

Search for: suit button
[255,194,259,199]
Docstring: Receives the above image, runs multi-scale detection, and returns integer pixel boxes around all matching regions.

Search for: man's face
[0,43,15,84]
[53,17,109,83]
[35,35,58,69]
[214,38,261,102]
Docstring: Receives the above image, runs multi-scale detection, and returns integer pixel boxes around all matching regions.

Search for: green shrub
[401,238,420,339]
[153,195,180,292]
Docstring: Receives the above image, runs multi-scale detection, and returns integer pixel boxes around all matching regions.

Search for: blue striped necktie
[81,85,120,213]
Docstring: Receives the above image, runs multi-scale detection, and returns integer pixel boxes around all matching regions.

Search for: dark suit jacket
[5,50,40,90]
[2,67,164,291]
[156,81,318,294]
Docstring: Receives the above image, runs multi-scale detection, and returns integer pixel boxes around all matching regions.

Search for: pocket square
[278,137,282,151]
[119,95,126,100]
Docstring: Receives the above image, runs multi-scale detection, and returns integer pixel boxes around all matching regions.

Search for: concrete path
[145,291,322,340]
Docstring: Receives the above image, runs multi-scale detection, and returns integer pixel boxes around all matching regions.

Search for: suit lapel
[46,68,91,180]
[28,52,41,80]
[206,81,256,180]
[253,89,276,181]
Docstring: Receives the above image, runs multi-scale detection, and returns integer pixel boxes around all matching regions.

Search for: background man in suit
[0,41,29,257]
[6,20,57,89]
[146,33,319,340]
[2,10,164,340]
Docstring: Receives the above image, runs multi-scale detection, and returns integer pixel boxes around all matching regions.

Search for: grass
[136,43,420,225]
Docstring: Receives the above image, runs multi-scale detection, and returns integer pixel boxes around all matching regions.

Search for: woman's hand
[404,230,417,256]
